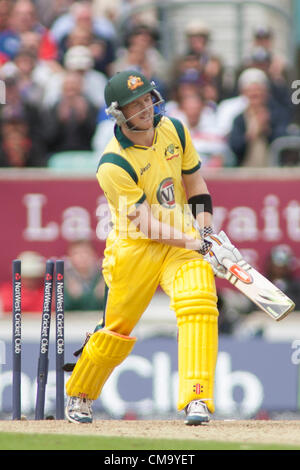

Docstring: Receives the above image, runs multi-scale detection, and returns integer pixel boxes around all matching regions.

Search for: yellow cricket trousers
[66,234,219,412]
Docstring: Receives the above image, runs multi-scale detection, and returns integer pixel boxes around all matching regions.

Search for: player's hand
[201,231,243,278]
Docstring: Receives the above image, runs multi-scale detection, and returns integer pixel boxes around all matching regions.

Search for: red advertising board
[1,168,300,285]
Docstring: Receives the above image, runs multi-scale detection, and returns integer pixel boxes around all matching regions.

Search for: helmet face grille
[105,70,155,108]
[105,88,165,128]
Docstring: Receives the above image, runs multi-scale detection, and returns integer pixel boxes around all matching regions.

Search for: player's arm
[179,120,213,243]
[182,169,244,277]
[128,199,202,251]
[182,167,213,234]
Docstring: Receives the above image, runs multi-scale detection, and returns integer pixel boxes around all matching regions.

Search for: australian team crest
[127,75,144,90]
[164,143,180,161]
[157,178,175,209]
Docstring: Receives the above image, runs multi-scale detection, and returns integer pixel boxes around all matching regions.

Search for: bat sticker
[228,264,253,284]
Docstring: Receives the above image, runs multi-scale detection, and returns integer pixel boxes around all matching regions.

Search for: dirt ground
[0,419,300,447]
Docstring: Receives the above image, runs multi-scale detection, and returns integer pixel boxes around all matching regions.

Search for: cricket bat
[222,258,295,321]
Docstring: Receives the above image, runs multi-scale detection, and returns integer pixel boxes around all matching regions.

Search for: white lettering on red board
[22,192,300,252]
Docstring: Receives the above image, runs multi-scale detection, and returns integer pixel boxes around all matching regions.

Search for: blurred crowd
[0,0,298,168]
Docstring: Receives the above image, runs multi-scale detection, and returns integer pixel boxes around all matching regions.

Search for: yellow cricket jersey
[96,115,202,240]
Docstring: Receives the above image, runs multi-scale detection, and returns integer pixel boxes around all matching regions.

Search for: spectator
[59,24,115,76]
[42,45,107,109]
[216,66,289,137]
[92,0,121,23]
[0,251,46,314]
[167,82,233,167]
[251,26,290,83]
[228,68,289,166]
[110,23,168,95]
[184,20,211,67]
[172,20,227,102]
[243,46,293,123]
[13,48,44,106]
[170,53,204,93]
[63,239,105,312]
[216,94,248,138]
[0,0,14,63]
[0,106,47,166]
[0,64,46,150]
[42,69,98,155]
[169,53,224,108]
[89,33,115,76]
[50,1,116,45]
[5,0,58,61]
[18,31,65,103]
[93,0,159,29]
[0,0,11,30]
[64,25,92,50]
[265,245,300,311]
[34,0,74,29]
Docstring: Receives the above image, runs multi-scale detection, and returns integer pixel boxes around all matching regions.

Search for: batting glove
[200,231,243,278]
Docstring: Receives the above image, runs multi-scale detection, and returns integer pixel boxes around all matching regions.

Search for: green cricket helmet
[105,69,164,125]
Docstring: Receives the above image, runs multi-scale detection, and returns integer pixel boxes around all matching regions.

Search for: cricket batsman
[65,70,242,425]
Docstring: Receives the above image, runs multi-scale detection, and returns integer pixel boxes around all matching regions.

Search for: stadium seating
[47,151,99,172]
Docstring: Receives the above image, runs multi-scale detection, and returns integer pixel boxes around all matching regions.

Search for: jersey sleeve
[97,158,146,215]
[181,124,202,174]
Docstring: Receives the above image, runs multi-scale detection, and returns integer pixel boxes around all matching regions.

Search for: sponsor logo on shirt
[157,178,175,208]
[140,163,151,175]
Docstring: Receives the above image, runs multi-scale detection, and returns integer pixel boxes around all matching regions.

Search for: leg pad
[172,259,218,413]
[66,328,136,400]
